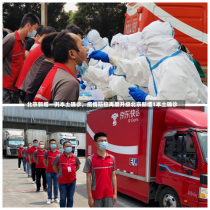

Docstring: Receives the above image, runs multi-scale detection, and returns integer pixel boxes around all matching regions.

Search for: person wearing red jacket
[17,144,24,170]
[43,139,60,204]
[28,139,39,183]
[33,141,47,192]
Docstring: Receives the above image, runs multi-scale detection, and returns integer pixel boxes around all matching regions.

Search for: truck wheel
[159,187,181,207]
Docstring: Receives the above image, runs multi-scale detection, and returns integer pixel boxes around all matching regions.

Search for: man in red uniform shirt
[16,26,56,102]
[43,139,60,204]
[33,141,47,192]
[28,139,39,183]
[83,132,117,207]
[52,141,81,207]
[17,144,24,170]
[3,13,40,104]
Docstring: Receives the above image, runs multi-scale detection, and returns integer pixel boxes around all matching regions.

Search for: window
[164,136,178,162]
[164,135,197,169]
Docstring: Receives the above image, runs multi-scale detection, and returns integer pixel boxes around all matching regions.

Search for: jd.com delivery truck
[86,107,207,207]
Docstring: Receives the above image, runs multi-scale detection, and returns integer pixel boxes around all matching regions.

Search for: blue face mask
[51,144,57,149]
[65,147,72,153]
[28,146,31,148]
[99,142,108,151]
[20,146,23,148]
[72,54,88,75]
[34,143,38,147]
[25,147,27,149]
[28,29,36,38]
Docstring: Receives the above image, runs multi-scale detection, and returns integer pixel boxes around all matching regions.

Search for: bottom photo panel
[2,106,208,208]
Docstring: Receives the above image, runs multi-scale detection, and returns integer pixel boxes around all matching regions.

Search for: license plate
[15,154,18,156]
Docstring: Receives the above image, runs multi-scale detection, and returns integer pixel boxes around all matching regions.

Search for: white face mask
[40,145,45,148]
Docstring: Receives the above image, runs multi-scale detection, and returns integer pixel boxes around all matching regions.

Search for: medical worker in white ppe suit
[88,20,207,104]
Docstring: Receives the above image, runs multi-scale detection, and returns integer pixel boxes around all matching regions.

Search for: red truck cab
[86,107,207,207]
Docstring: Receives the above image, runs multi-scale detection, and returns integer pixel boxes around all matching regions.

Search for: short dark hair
[66,24,84,38]
[63,141,72,147]
[49,139,56,144]
[24,145,26,147]
[33,139,38,143]
[94,132,107,142]
[39,141,44,143]
[20,13,40,28]
[52,30,79,63]
[40,26,56,36]
[41,32,59,58]
[36,25,44,36]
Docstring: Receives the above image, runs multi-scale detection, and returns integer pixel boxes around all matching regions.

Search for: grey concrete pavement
[3,157,159,208]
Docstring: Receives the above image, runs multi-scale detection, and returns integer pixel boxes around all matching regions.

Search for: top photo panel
[2,2,207,106]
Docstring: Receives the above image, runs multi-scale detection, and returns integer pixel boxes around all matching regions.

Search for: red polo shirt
[83,152,116,200]
[18,147,24,158]
[3,31,26,92]
[27,146,39,163]
[34,149,46,168]
[43,149,60,173]
[52,152,81,184]
[25,149,29,162]
[15,43,45,92]
[33,62,80,102]
[21,148,26,157]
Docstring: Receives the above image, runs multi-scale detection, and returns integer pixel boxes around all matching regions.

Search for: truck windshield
[8,140,24,146]
[63,139,77,145]
[197,131,207,163]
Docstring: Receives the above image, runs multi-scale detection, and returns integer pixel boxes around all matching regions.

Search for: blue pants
[59,180,76,207]
[46,172,59,200]
[26,161,31,175]
[22,158,26,172]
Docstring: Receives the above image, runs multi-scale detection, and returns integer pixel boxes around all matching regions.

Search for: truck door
[157,133,201,207]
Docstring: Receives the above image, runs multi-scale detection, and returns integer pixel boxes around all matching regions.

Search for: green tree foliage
[72,3,127,42]
[3,3,70,32]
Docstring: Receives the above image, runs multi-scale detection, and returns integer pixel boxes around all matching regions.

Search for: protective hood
[137,20,180,66]
[111,33,123,47]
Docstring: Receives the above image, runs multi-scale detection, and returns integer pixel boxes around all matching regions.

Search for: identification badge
[68,166,71,172]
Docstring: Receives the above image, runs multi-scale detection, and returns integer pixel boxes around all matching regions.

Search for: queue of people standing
[3,12,87,104]
[17,132,117,207]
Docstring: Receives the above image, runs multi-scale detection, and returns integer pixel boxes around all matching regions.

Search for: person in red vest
[3,13,40,104]
[43,139,60,204]
[83,132,117,207]
[28,139,39,184]
[52,141,81,207]
[33,30,89,102]
[17,144,24,170]
[21,145,27,173]
[15,26,56,102]
[33,141,47,192]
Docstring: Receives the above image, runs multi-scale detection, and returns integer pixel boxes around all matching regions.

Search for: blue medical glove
[81,84,86,90]
[89,50,109,63]
[109,67,115,76]
[76,74,82,78]
[128,87,148,102]
[79,80,84,84]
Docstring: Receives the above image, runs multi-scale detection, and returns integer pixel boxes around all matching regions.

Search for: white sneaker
[54,198,59,203]
[18,168,20,170]
[23,171,26,174]
[47,199,51,204]
[32,181,35,184]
